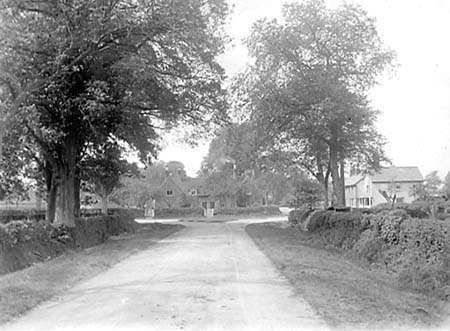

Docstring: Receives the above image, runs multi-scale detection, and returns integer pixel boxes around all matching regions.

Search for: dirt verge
[246,222,450,331]
[0,223,184,325]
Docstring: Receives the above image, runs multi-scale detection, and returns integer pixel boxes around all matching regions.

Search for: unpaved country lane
[2,219,328,331]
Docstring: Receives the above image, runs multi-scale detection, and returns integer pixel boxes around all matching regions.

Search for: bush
[155,208,203,218]
[288,209,313,226]
[0,209,141,274]
[303,209,450,299]
[216,206,281,216]
[0,220,71,274]
[353,229,384,262]
[305,210,332,232]
[0,209,46,224]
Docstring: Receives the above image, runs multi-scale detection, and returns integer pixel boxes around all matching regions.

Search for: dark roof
[371,166,424,183]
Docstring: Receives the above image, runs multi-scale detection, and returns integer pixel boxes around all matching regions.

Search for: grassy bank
[0,223,184,325]
[246,222,450,330]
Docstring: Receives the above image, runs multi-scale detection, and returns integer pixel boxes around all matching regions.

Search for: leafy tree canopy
[232,0,394,206]
[0,0,230,225]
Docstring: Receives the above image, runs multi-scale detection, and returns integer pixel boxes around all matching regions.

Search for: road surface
[2,217,328,331]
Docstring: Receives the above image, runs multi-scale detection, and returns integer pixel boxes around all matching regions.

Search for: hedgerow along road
[2,217,328,331]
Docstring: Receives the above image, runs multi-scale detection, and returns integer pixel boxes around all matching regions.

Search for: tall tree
[81,144,138,214]
[424,170,442,197]
[233,0,394,206]
[0,0,229,226]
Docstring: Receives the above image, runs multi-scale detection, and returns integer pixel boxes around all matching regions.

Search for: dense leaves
[232,0,394,206]
[0,0,229,225]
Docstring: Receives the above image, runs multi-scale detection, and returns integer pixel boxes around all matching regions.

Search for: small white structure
[345,166,424,208]
[202,201,215,218]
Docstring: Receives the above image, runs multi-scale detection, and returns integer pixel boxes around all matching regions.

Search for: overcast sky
[160,0,450,179]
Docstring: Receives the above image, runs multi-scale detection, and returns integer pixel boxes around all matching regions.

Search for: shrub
[353,229,384,262]
[305,210,332,232]
[288,209,313,227]
[155,208,203,218]
[0,220,71,274]
[216,206,281,216]
[0,209,46,224]
[0,209,142,274]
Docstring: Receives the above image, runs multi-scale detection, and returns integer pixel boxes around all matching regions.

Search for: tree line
[0,0,398,226]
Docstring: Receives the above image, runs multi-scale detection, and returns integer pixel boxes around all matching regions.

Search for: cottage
[154,174,219,211]
[345,166,424,208]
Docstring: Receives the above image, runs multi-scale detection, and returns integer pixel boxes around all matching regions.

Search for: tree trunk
[324,173,330,208]
[44,162,57,223]
[54,140,77,227]
[101,191,108,215]
[339,156,346,205]
[330,146,345,207]
[54,167,76,227]
[74,167,81,218]
[46,181,57,223]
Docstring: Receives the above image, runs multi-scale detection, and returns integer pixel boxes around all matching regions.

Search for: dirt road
[2,218,328,331]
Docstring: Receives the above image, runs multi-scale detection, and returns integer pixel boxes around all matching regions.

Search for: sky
[159,0,450,179]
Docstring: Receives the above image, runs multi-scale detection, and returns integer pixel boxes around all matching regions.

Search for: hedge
[290,208,450,299]
[0,207,144,224]
[0,209,46,224]
[288,209,314,228]
[216,206,281,216]
[0,209,141,275]
[154,208,203,218]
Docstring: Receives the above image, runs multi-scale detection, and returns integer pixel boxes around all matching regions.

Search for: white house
[345,166,424,208]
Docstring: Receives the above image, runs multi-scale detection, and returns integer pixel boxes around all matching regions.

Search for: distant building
[345,166,424,208]
[154,173,219,211]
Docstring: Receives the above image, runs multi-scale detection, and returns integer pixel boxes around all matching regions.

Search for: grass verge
[246,222,450,331]
[0,222,184,325]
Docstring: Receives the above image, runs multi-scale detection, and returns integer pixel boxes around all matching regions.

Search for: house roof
[345,166,424,187]
[345,174,364,187]
[371,166,423,183]
[156,175,207,195]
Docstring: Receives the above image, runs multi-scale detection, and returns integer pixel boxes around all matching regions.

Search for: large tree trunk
[44,162,57,222]
[54,166,76,226]
[46,181,57,222]
[101,189,108,215]
[74,167,81,218]
[316,159,331,209]
[330,146,345,207]
[54,140,77,227]
[324,171,330,208]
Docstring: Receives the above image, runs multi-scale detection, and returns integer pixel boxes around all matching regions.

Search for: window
[366,185,370,194]
[190,189,197,196]
[396,184,401,190]
[166,189,173,196]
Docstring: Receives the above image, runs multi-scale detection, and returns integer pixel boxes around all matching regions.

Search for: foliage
[288,208,314,227]
[0,210,142,274]
[232,0,395,206]
[288,174,323,208]
[216,206,281,216]
[109,161,173,208]
[155,207,203,218]
[81,144,139,212]
[296,208,450,299]
[0,209,46,224]
[442,171,450,199]
[202,123,296,206]
[424,170,442,195]
[0,0,230,226]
